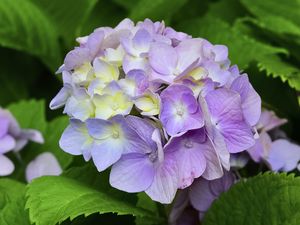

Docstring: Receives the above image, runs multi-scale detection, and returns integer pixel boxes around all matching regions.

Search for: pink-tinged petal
[247,131,272,163]
[59,119,93,157]
[0,155,14,176]
[110,153,155,192]
[26,152,62,183]
[205,88,255,153]
[267,139,300,172]
[91,140,123,172]
[257,110,287,132]
[231,75,261,126]
[175,38,203,72]
[149,42,177,75]
[0,135,16,154]
[164,129,207,189]
[145,153,178,204]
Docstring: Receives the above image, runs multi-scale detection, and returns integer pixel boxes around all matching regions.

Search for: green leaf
[0,0,61,70]
[177,16,287,69]
[241,0,300,38]
[26,176,161,225]
[0,178,30,225]
[257,54,300,91]
[129,0,187,22]
[80,1,127,36]
[7,99,47,134]
[112,0,139,10]
[203,173,300,225]
[31,0,99,46]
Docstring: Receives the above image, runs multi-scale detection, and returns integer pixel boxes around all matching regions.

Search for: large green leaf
[31,0,98,46]
[257,54,300,91]
[129,0,187,22]
[26,176,161,225]
[203,173,300,225]
[0,0,61,70]
[241,0,300,38]
[0,179,30,225]
[177,16,287,69]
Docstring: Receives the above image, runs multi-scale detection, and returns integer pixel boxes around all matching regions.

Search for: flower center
[184,139,193,148]
[148,151,158,162]
[176,105,185,117]
[112,130,120,139]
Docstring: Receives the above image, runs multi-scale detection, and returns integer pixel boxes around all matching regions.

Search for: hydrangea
[169,171,236,224]
[52,18,261,203]
[246,110,300,172]
[0,108,44,176]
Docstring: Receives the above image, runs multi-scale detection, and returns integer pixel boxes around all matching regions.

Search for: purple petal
[86,30,104,57]
[257,110,287,132]
[26,152,62,182]
[247,131,271,163]
[231,75,261,126]
[175,38,203,72]
[267,139,300,172]
[149,42,177,75]
[64,47,90,71]
[91,140,124,172]
[0,135,16,154]
[132,29,152,53]
[110,153,155,192]
[0,115,10,138]
[59,119,93,158]
[49,86,71,110]
[145,153,178,204]
[0,154,14,176]
[164,129,207,189]
[205,88,255,153]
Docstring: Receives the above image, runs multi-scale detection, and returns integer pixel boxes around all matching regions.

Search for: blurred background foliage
[0,0,300,224]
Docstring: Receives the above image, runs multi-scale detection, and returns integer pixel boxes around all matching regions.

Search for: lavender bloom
[149,39,203,83]
[247,110,300,172]
[51,18,262,204]
[0,108,44,176]
[164,129,225,189]
[110,116,178,204]
[26,152,62,182]
[160,85,204,136]
[169,171,236,224]
[203,88,255,153]
[189,171,235,220]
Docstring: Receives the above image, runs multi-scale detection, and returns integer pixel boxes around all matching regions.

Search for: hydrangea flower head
[52,18,261,203]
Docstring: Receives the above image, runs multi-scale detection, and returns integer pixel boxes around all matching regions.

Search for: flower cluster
[52,18,261,203]
[169,171,235,224]
[0,108,44,176]
[246,110,300,172]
